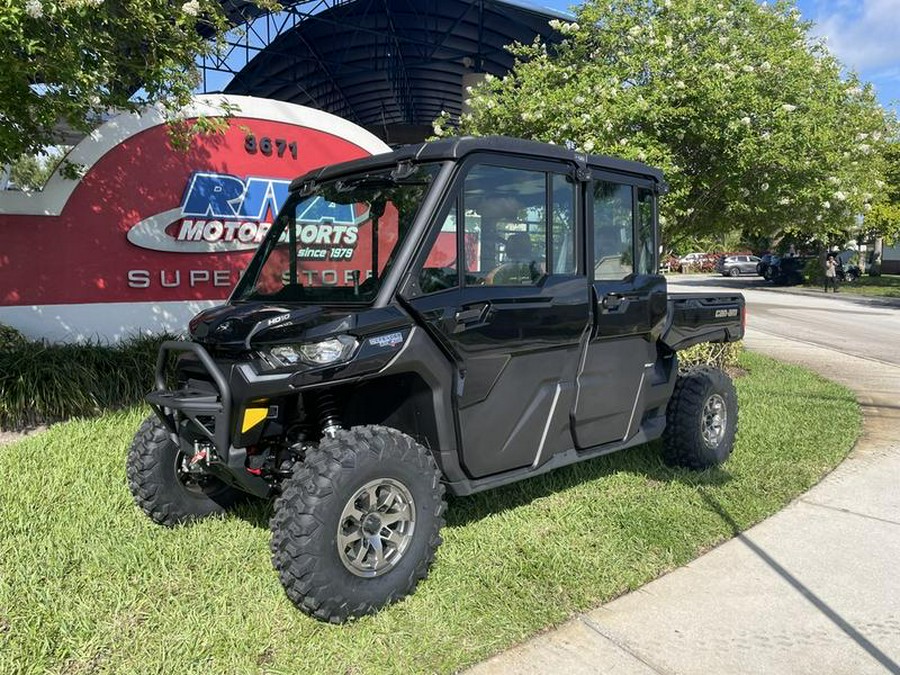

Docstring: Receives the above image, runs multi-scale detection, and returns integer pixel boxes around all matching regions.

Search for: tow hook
[184,441,214,474]
[246,445,266,476]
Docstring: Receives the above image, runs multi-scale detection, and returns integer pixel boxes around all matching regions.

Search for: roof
[219,0,570,138]
[289,136,667,191]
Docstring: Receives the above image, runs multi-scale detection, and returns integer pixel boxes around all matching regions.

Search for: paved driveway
[669,274,900,366]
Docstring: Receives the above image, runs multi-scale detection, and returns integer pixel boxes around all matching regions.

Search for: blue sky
[799,0,900,111]
[537,0,900,113]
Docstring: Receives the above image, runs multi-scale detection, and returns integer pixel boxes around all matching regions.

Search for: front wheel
[270,425,446,623]
[663,366,738,469]
[126,414,243,526]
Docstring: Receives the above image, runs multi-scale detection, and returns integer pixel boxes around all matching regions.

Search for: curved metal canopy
[218,0,566,143]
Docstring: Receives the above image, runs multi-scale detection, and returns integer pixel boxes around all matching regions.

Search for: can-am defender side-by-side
[127,137,744,623]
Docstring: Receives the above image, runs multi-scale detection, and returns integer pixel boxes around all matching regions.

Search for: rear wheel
[127,414,242,526]
[663,366,738,469]
[270,425,446,623]
[729,267,741,277]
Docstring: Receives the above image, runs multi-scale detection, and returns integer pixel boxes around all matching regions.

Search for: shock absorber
[317,391,342,439]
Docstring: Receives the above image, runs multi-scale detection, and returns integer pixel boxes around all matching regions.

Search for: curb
[750,284,900,308]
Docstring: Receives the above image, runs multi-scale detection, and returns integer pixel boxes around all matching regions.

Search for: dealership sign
[126,172,291,253]
[0,95,390,342]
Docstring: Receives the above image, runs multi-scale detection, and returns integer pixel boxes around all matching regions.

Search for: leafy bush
[0,330,174,430]
[678,340,743,372]
[0,324,28,352]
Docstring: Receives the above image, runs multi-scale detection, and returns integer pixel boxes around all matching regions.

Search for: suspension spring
[317,391,342,439]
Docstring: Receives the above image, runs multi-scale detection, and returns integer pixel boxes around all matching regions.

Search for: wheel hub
[362,513,383,536]
[337,478,416,578]
[701,393,728,448]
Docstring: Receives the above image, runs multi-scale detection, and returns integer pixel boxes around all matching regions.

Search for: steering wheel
[418,267,457,293]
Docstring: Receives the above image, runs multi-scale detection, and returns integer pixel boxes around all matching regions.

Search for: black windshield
[232,164,439,304]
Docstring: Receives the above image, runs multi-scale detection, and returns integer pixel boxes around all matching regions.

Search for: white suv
[677,252,708,271]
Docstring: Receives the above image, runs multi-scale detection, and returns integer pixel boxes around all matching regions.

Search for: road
[668,274,900,367]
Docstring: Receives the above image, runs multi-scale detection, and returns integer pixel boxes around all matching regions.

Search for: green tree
[863,141,900,245]
[0,0,274,165]
[441,0,895,244]
[7,148,64,190]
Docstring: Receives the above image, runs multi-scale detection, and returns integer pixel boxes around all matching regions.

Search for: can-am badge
[368,332,404,348]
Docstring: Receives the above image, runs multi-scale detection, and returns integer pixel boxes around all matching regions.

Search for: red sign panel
[0,97,390,340]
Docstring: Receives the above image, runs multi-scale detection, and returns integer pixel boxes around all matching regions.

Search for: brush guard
[146,340,271,498]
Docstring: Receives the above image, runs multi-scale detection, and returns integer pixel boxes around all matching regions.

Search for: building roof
[218,0,568,142]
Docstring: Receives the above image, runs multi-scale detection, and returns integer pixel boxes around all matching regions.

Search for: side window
[463,165,547,286]
[637,187,656,275]
[417,203,459,294]
[552,174,577,275]
[593,181,634,280]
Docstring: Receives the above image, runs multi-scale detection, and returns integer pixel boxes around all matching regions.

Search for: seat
[594,227,632,279]
[485,232,541,285]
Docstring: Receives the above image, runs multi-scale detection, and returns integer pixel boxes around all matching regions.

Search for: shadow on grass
[446,442,732,528]
[232,498,274,529]
[209,368,853,533]
[224,442,733,531]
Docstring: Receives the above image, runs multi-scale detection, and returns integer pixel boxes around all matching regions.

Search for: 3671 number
[245,135,298,159]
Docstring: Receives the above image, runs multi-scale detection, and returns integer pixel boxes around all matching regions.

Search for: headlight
[268,335,358,367]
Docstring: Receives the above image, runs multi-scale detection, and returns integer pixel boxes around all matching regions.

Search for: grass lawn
[805,273,900,298]
[0,351,860,674]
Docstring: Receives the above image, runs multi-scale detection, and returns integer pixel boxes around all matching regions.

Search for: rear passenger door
[571,174,667,449]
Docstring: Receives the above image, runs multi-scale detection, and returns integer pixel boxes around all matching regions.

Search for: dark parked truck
[128,137,744,622]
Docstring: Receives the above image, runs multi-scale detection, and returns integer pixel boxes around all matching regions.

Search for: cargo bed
[662,292,745,351]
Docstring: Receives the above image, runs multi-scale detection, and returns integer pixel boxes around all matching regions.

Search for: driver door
[402,157,591,479]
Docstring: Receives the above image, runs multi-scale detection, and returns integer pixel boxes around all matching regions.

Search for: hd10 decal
[0,95,390,342]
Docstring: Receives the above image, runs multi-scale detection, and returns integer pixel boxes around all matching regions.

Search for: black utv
[128,137,744,623]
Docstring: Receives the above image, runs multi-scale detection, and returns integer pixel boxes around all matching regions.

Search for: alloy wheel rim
[337,478,416,578]
[701,393,728,448]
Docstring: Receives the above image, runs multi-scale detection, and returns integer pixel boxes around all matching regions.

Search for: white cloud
[810,0,900,71]
[869,65,900,84]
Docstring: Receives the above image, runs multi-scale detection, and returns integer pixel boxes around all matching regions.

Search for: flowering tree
[0,0,269,166]
[863,142,900,246]
[440,0,896,244]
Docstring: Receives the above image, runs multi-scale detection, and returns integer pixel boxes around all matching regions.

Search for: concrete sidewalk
[468,328,900,674]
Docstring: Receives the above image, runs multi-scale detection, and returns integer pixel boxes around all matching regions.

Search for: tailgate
[662,292,745,351]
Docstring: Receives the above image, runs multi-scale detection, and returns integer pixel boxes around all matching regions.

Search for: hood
[188,302,413,352]
[188,303,354,350]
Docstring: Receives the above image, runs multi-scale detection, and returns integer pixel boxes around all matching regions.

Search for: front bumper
[147,340,272,498]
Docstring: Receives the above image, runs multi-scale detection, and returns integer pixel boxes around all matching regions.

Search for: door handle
[453,303,490,332]
[602,293,623,311]
[455,308,484,322]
